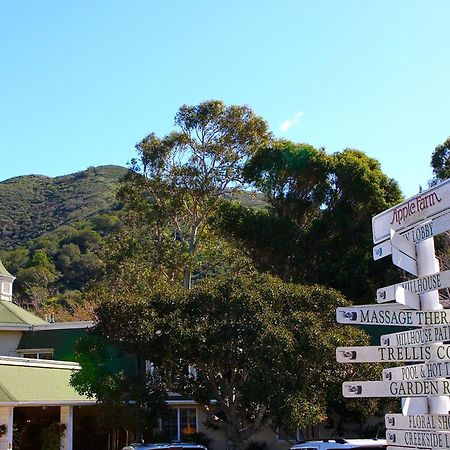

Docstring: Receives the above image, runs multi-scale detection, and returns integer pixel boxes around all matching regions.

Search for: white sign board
[373,214,450,260]
[372,179,450,244]
[392,245,418,275]
[377,286,420,310]
[336,306,450,327]
[343,379,450,398]
[388,447,447,450]
[386,429,450,449]
[391,229,416,259]
[337,344,450,363]
[385,413,450,432]
[383,362,450,382]
[377,271,449,304]
[381,325,450,347]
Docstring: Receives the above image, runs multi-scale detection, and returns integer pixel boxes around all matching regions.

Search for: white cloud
[279,111,303,132]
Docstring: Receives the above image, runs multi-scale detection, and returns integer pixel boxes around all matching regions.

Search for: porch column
[60,405,74,450]
[0,406,13,450]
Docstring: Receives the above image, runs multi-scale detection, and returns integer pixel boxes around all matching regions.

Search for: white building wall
[0,331,23,357]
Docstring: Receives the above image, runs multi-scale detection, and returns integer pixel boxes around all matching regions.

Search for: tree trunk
[226,428,246,450]
[183,266,192,289]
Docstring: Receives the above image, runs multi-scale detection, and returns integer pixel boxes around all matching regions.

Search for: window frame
[17,348,54,360]
[160,406,198,441]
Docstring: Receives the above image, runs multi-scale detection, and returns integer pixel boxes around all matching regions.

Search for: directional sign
[343,379,450,398]
[383,362,450,382]
[386,429,450,449]
[377,286,420,310]
[381,325,450,347]
[388,447,447,450]
[391,229,416,260]
[372,179,450,244]
[336,306,450,327]
[392,245,418,275]
[385,413,450,432]
[337,344,450,363]
[377,271,449,304]
[373,214,450,260]
[383,364,428,381]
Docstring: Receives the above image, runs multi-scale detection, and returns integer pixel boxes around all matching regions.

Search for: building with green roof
[0,259,97,450]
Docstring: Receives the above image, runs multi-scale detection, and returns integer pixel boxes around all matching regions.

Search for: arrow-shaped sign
[392,245,418,275]
[386,428,450,449]
[373,214,450,260]
[337,343,450,363]
[381,325,450,347]
[343,379,450,398]
[391,228,416,260]
[377,270,448,304]
[386,413,450,431]
[336,306,450,327]
[382,362,450,382]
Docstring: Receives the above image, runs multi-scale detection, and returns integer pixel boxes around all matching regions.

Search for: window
[18,349,54,360]
[161,407,197,441]
[2,282,12,295]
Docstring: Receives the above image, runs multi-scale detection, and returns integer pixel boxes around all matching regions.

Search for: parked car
[290,438,387,450]
[122,443,208,450]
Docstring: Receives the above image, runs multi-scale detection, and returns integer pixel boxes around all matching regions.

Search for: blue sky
[1,0,449,198]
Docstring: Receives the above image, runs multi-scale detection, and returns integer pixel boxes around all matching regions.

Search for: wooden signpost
[383,362,450,382]
[336,306,450,326]
[381,325,450,347]
[385,413,450,431]
[337,180,450,450]
[377,271,450,304]
[342,379,450,398]
[337,344,450,363]
[386,429,450,449]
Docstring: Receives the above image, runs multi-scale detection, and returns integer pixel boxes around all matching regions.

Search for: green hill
[0,165,128,248]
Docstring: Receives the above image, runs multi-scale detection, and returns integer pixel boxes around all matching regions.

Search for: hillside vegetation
[0,164,266,320]
[0,165,128,248]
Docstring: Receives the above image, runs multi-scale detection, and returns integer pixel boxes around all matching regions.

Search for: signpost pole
[415,238,450,414]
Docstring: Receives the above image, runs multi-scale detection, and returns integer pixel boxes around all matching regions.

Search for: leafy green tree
[429,137,450,291]
[243,141,331,225]
[118,100,271,288]
[15,250,58,309]
[431,136,450,184]
[217,143,403,303]
[84,273,380,450]
[72,334,168,442]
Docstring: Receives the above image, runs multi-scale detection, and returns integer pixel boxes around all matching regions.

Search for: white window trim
[16,348,54,359]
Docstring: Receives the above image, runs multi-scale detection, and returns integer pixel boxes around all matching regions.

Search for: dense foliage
[0,165,127,248]
[431,136,450,184]
[0,212,122,319]
[77,273,381,449]
[214,142,403,303]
